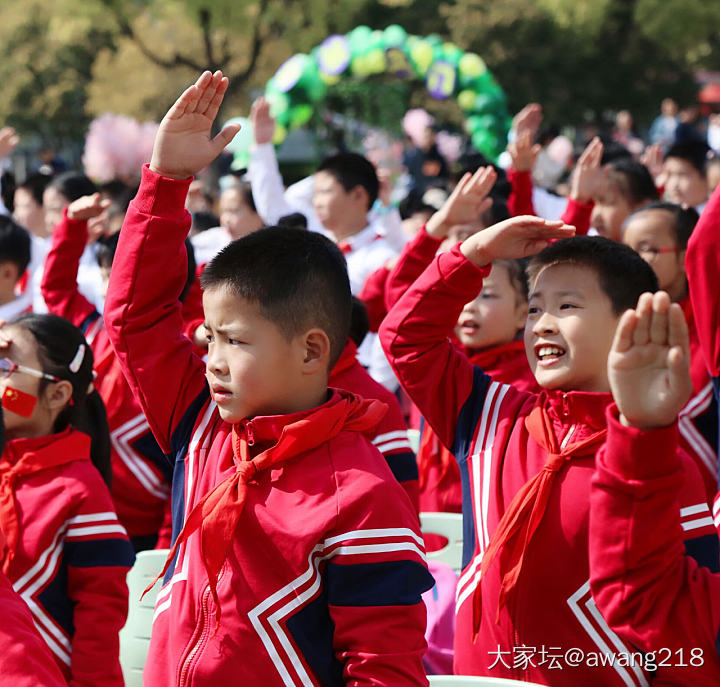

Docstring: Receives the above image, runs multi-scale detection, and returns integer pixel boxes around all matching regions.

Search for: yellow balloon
[273,124,288,145]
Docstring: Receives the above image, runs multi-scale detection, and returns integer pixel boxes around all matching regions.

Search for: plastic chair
[119,549,169,687]
[408,428,421,453]
[420,512,463,573]
[429,676,546,686]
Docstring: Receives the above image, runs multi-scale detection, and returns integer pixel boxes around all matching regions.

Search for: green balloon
[223,117,252,155]
[349,25,373,55]
[383,24,407,48]
[472,129,501,157]
[290,103,314,127]
[441,43,463,66]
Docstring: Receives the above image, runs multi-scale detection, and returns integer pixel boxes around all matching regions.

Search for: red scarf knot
[148,391,388,629]
[472,400,606,639]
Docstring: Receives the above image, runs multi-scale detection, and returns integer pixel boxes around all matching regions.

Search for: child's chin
[217,406,243,423]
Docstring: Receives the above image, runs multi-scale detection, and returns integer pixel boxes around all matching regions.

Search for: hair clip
[69,343,86,374]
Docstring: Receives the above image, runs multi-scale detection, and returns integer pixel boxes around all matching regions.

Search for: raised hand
[608,291,692,430]
[250,97,276,146]
[570,137,604,202]
[426,166,497,239]
[0,127,19,160]
[513,103,543,140]
[507,129,541,173]
[149,71,241,180]
[640,143,664,185]
[67,193,111,221]
[460,215,575,267]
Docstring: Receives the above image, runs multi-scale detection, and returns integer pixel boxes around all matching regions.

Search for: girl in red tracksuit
[384,211,536,516]
[0,313,134,686]
[621,201,718,501]
[40,195,203,549]
[588,175,720,686]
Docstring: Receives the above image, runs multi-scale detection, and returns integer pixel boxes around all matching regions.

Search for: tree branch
[225,0,272,97]
[100,0,206,72]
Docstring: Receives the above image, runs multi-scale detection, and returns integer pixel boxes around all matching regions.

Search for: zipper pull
[562,393,570,418]
[246,420,255,446]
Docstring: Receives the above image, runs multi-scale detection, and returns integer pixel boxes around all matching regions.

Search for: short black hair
[527,236,658,315]
[625,201,698,251]
[666,140,711,175]
[191,210,220,234]
[398,190,435,220]
[349,297,369,348]
[316,153,379,209]
[47,172,97,203]
[222,180,257,214]
[0,216,31,275]
[608,159,659,206]
[17,173,51,206]
[201,227,351,367]
[277,212,308,230]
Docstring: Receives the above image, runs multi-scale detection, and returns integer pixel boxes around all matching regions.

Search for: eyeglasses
[0,358,61,382]
[636,246,678,261]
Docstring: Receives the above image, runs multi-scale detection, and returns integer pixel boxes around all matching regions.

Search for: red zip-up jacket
[41,210,171,540]
[379,245,718,685]
[0,568,66,687]
[590,407,720,686]
[0,428,134,686]
[104,166,435,686]
[587,178,720,683]
[330,338,419,511]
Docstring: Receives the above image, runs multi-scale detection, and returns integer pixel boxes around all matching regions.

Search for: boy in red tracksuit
[41,196,173,549]
[380,191,718,684]
[590,291,720,685]
[330,337,419,510]
[104,71,434,686]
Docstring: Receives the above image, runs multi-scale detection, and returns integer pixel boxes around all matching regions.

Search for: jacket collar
[538,388,613,443]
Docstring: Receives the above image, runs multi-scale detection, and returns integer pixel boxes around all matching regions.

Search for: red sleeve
[506,167,536,217]
[590,406,720,683]
[0,572,66,687]
[379,244,488,449]
[328,447,434,686]
[40,210,97,327]
[64,467,135,687]
[104,165,207,453]
[358,265,389,333]
[560,197,593,236]
[384,226,442,313]
[686,183,720,378]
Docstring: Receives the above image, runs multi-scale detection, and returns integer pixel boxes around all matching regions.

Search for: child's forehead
[529,262,604,297]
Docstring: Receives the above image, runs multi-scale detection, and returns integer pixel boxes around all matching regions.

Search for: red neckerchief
[464,339,527,371]
[474,392,608,636]
[0,428,91,573]
[151,390,388,627]
[329,339,358,380]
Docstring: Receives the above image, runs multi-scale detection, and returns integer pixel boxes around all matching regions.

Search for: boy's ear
[350,185,370,209]
[0,261,18,284]
[301,328,331,374]
[43,379,73,412]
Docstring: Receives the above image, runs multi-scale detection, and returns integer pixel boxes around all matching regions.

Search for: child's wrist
[148,162,192,181]
[459,239,491,268]
[425,212,450,239]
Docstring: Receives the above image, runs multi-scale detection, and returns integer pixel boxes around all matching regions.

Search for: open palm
[150,71,241,180]
[608,292,692,429]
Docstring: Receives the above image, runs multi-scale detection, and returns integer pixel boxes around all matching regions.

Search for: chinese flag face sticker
[2,387,38,418]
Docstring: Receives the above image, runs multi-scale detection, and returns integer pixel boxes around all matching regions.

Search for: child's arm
[506,131,540,217]
[384,167,496,312]
[41,194,109,328]
[380,197,573,448]
[560,137,603,236]
[104,71,240,451]
[686,180,720,385]
[590,291,720,680]
[65,465,135,687]
[247,97,302,225]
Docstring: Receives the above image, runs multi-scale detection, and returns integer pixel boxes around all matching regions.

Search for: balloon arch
[262,25,511,161]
